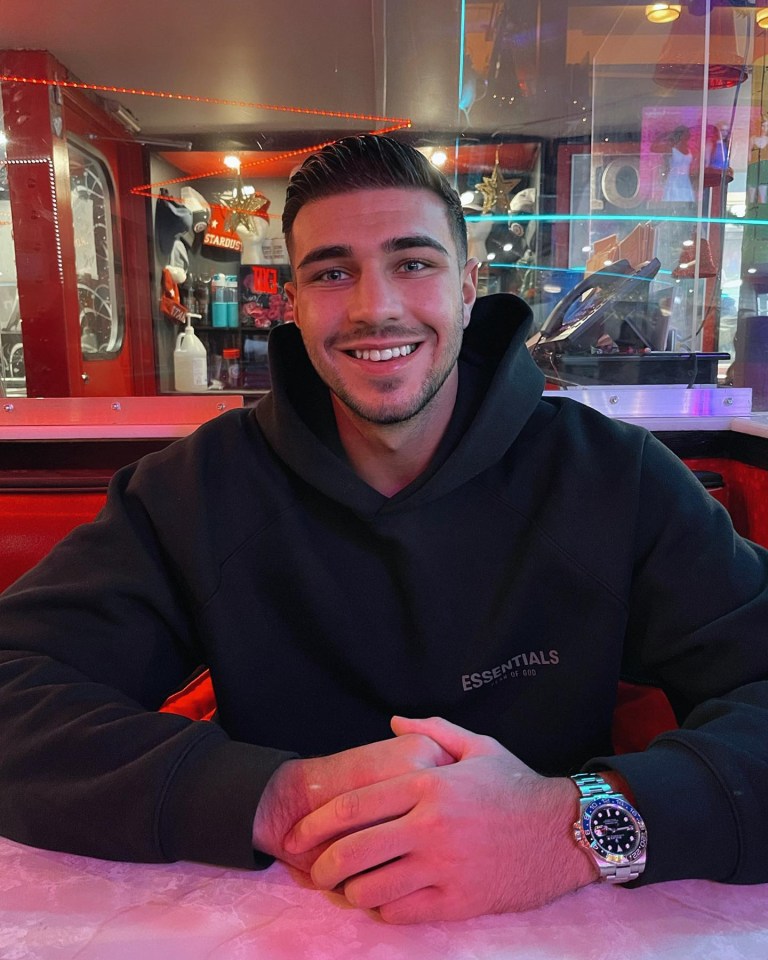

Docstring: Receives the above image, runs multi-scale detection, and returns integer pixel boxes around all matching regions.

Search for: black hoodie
[1,295,767,888]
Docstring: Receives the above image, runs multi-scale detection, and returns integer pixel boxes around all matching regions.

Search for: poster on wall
[639,105,748,206]
[238,263,293,390]
[238,264,293,328]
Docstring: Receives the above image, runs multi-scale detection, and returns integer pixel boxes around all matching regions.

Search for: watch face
[583,798,647,863]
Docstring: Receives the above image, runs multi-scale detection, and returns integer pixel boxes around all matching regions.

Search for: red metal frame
[1,50,155,397]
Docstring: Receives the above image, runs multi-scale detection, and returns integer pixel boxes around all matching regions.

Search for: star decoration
[475,159,521,215]
[217,177,270,233]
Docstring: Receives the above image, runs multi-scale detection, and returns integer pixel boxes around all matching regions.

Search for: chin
[338,383,445,427]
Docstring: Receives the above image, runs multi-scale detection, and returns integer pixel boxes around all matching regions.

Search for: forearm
[0,650,295,868]
[524,776,599,896]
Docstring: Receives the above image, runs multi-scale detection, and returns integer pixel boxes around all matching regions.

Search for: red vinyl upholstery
[0,492,107,593]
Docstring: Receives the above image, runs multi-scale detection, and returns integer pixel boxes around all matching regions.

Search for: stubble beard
[310,303,467,427]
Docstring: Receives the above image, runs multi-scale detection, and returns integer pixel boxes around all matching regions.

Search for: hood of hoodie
[254,293,545,516]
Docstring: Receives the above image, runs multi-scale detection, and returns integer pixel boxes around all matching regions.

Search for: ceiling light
[223,155,241,170]
[645,4,682,23]
[758,8,768,29]
[430,150,448,168]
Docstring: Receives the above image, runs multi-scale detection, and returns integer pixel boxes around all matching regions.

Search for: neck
[332,373,458,497]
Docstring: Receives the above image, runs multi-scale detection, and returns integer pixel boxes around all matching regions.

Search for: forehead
[289,187,457,258]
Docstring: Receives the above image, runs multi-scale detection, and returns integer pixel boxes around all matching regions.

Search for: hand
[251,731,455,872]
[285,716,597,923]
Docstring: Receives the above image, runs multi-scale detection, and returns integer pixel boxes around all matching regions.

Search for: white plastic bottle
[174,314,208,392]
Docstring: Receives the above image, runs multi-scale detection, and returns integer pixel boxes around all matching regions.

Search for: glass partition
[0,1,767,410]
[68,139,125,361]
[0,109,20,397]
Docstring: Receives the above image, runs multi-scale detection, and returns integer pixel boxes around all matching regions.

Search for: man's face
[285,188,478,427]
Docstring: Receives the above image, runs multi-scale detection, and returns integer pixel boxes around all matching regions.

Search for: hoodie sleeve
[0,463,294,868]
[590,433,768,886]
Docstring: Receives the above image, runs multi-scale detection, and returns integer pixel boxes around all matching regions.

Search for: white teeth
[352,344,417,361]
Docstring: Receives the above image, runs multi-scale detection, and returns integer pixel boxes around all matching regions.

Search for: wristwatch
[571,772,647,883]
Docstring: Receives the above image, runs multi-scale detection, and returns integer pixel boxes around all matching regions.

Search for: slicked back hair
[282,135,468,264]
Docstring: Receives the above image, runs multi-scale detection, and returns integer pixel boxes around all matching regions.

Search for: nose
[347,266,401,326]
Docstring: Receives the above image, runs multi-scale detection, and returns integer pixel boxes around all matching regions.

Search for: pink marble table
[1,835,767,959]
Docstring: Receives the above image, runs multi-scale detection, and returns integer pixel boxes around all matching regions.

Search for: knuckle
[410,767,442,803]
[324,834,365,878]
[403,733,442,768]
[333,790,361,823]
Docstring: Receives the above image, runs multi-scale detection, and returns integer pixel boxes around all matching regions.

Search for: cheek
[293,301,337,348]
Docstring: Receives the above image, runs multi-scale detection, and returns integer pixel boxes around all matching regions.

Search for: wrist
[598,768,637,806]
[529,776,599,897]
[251,758,302,856]
[558,777,601,887]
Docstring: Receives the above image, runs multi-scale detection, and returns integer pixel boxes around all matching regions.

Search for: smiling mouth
[347,344,418,362]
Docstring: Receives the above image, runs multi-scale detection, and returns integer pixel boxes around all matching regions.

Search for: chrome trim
[553,385,752,419]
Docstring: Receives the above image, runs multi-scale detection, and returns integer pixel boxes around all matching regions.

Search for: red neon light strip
[0,74,412,198]
[0,75,410,125]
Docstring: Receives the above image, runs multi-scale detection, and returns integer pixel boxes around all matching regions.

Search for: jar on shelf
[221,347,241,389]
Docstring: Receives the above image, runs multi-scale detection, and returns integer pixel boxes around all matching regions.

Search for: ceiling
[0,0,760,183]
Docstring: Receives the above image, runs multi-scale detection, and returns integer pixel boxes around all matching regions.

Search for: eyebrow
[296,245,353,271]
[383,235,450,257]
[295,235,450,271]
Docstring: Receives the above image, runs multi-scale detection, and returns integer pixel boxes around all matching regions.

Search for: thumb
[390,715,504,761]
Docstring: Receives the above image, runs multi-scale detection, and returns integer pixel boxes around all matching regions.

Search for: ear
[461,258,479,329]
[284,281,300,327]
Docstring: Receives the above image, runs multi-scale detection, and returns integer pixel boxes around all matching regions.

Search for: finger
[311,816,414,891]
[391,715,504,761]
[286,775,419,855]
[338,733,454,782]
[378,885,450,924]
[371,732,454,772]
[343,856,431,911]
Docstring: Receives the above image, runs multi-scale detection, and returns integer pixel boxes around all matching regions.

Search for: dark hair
[282,135,468,262]
[670,125,690,145]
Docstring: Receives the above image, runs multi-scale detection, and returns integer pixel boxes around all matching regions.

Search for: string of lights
[0,74,412,201]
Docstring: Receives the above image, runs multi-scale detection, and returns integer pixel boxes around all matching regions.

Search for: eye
[314,267,349,282]
[397,259,429,273]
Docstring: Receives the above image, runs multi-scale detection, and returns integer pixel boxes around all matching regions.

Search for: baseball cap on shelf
[155,196,193,259]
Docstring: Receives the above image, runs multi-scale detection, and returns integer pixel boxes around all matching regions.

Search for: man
[0,136,767,924]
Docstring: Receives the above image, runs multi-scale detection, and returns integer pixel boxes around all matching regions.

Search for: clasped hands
[251,716,595,923]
